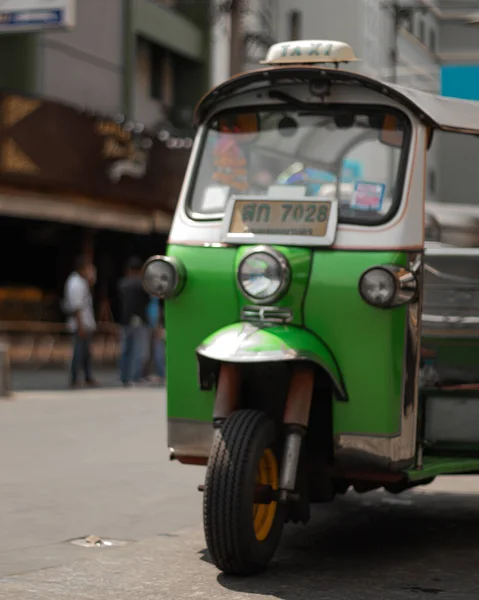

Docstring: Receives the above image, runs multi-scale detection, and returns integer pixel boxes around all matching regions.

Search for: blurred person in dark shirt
[147,296,166,386]
[117,256,150,386]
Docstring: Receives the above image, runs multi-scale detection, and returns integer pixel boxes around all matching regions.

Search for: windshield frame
[185,103,413,227]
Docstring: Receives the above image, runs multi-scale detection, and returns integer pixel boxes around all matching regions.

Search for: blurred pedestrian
[147,296,166,386]
[63,255,98,389]
[118,256,150,386]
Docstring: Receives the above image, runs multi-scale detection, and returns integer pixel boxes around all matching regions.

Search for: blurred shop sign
[0,0,76,33]
[0,92,192,213]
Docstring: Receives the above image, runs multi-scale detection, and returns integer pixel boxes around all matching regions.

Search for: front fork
[279,366,313,502]
[212,363,314,503]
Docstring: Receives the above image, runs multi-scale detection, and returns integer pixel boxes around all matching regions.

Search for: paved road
[0,386,205,577]
[2,385,479,598]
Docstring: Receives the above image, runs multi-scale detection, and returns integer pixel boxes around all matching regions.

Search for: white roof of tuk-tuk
[195,66,479,135]
[387,81,479,135]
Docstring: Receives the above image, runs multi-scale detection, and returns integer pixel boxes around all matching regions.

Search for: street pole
[229,0,244,76]
[391,2,400,84]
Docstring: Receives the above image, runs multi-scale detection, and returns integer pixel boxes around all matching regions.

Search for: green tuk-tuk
[142,39,479,576]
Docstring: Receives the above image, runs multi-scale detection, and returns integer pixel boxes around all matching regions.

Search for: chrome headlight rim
[142,255,186,299]
[237,245,291,305]
[359,264,418,309]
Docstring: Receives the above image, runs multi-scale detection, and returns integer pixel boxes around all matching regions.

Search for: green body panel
[166,245,409,439]
[304,251,409,437]
[199,323,344,396]
[234,246,312,325]
[407,456,479,482]
[165,245,239,421]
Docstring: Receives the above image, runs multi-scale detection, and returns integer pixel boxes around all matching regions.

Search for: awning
[0,188,172,234]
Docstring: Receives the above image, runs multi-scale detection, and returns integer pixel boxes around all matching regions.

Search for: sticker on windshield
[351,181,385,211]
[201,185,230,212]
[211,134,248,192]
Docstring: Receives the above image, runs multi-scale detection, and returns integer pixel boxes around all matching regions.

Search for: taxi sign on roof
[261,40,359,66]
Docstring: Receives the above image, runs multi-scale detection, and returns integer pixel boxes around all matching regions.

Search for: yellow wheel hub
[253,448,278,541]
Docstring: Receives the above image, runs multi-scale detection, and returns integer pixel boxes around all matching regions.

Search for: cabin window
[418,19,426,44]
[403,13,413,33]
[150,44,172,103]
[429,29,437,53]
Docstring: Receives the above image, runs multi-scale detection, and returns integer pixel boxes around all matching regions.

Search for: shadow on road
[212,489,479,598]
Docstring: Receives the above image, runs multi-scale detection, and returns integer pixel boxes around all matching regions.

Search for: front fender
[197,323,347,401]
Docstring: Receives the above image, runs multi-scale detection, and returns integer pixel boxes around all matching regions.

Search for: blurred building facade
[210,0,441,92]
[0,0,210,364]
[0,0,209,132]
[434,3,479,247]
[211,0,277,85]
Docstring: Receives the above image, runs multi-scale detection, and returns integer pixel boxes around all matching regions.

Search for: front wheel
[203,409,285,575]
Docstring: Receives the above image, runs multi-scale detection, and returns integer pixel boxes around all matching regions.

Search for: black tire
[203,409,285,576]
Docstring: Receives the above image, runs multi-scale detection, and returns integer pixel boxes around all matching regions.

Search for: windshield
[187,106,410,226]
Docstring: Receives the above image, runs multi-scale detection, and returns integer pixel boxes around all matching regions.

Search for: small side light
[359,265,417,309]
[142,255,186,299]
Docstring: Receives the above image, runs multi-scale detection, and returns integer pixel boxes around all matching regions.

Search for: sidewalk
[10,367,165,394]
[10,367,122,393]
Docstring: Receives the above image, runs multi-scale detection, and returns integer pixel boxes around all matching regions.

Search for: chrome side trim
[425,248,479,257]
[336,252,423,469]
[403,254,423,417]
[425,264,479,284]
[395,266,419,306]
[168,418,213,459]
[423,314,479,325]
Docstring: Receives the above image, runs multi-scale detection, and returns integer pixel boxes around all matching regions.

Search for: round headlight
[359,267,397,308]
[142,255,186,298]
[237,246,290,304]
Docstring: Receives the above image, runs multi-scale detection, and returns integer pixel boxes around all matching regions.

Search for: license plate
[228,199,331,237]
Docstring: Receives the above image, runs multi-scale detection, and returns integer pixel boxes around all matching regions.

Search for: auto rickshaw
[142,39,479,576]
